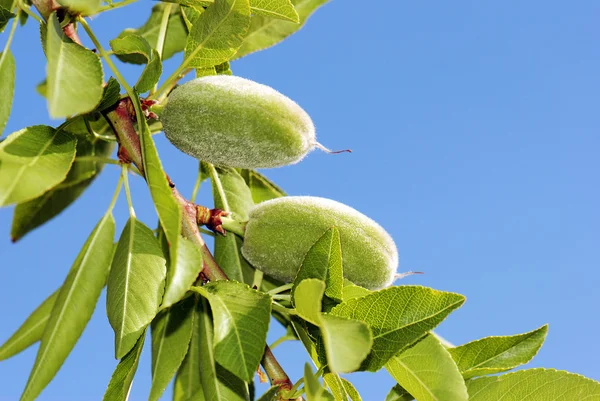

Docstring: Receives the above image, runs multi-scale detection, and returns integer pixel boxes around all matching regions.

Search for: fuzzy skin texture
[161,75,316,168]
[241,196,399,289]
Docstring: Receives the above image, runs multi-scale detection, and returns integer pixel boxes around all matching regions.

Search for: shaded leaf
[448,325,548,379]
[304,364,334,401]
[256,386,279,401]
[0,50,15,136]
[293,227,343,303]
[385,385,412,401]
[330,286,465,371]
[135,49,162,93]
[96,78,122,112]
[234,0,329,59]
[246,170,286,203]
[115,4,187,64]
[149,297,195,401]
[103,331,146,401]
[46,12,103,118]
[341,279,370,301]
[172,297,203,401]
[294,279,372,373]
[385,334,468,401]
[140,118,202,309]
[215,60,232,74]
[467,368,600,400]
[208,165,254,283]
[107,218,166,359]
[21,212,116,401]
[110,34,163,94]
[192,281,271,382]
[0,125,76,207]
[0,5,15,32]
[57,0,100,16]
[0,290,58,361]
[11,138,113,241]
[184,0,251,68]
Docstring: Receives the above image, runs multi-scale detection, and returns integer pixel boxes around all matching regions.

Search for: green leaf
[329,286,465,372]
[56,0,100,16]
[341,279,370,301]
[304,364,334,401]
[250,0,298,22]
[256,386,279,401]
[103,331,146,401]
[184,0,251,68]
[0,125,76,207]
[197,297,250,401]
[293,227,343,303]
[149,298,195,401]
[0,6,15,32]
[448,325,547,379]
[45,12,103,118]
[385,334,468,401]
[215,60,232,75]
[181,3,206,29]
[173,297,203,401]
[11,138,113,241]
[246,170,286,203]
[107,217,166,359]
[385,385,412,401]
[208,165,255,283]
[234,0,328,59]
[467,368,600,400]
[140,117,202,309]
[115,4,187,64]
[135,50,162,93]
[323,374,362,401]
[294,279,372,373]
[192,281,271,381]
[0,290,58,361]
[21,212,116,401]
[96,77,121,112]
[0,50,15,136]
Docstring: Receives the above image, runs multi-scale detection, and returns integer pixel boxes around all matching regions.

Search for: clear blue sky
[1,1,599,400]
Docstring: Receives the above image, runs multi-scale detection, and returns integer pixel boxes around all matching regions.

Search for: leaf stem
[267,283,294,295]
[107,174,124,213]
[17,0,43,23]
[190,161,203,203]
[122,164,136,218]
[151,2,172,94]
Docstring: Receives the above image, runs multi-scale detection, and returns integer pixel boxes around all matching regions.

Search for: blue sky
[1,1,599,400]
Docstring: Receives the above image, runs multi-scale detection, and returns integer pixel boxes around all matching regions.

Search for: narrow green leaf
[115,4,188,64]
[103,331,146,401]
[21,212,116,401]
[448,325,548,379]
[341,279,370,301]
[135,49,162,93]
[96,77,121,112]
[385,334,468,401]
[0,125,76,207]
[330,286,465,371]
[110,34,153,62]
[467,368,600,400]
[0,290,58,361]
[149,297,195,401]
[184,0,251,68]
[246,170,286,203]
[173,297,203,401]
[193,281,271,382]
[323,374,361,401]
[140,117,202,309]
[234,0,329,59]
[107,217,166,359]
[250,0,298,22]
[304,364,334,401]
[0,50,15,136]
[208,165,254,283]
[294,279,372,373]
[293,227,343,303]
[11,138,113,241]
[384,385,412,401]
[56,0,100,16]
[46,12,103,118]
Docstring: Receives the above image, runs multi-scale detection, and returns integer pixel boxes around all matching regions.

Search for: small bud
[161,75,320,169]
[241,197,399,290]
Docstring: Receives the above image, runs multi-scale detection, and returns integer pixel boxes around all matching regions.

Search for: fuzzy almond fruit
[161,75,320,169]
[241,196,399,290]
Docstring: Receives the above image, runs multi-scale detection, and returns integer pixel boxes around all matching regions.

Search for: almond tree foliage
[0,0,598,400]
